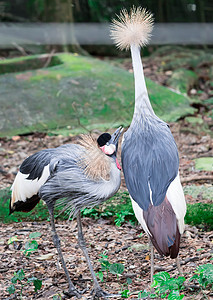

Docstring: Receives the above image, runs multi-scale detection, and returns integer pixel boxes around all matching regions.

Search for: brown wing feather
[143,196,180,258]
[77,135,111,181]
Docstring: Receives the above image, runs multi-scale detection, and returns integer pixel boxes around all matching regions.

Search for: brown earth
[0,53,212,299]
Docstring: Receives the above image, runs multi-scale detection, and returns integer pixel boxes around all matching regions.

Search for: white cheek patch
[100,144,116,155]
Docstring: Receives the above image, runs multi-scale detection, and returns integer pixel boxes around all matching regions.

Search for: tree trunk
[158,0,164,22]
[44,0,88,55]
[196,0,206,22]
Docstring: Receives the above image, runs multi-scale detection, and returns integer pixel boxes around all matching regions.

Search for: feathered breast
[77,135,111,181]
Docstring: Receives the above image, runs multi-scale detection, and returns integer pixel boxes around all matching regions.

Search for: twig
[11,42,27,56]
[183,283,200,291]
[0,268,9,273]
[43,49,56,68]
[181,175,213,184]
[181,256,200,265]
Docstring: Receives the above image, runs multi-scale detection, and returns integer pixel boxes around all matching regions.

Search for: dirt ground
[0,217,212,300]
[0,53,212,299]
[0,123,212,299]
[0,122,212,192]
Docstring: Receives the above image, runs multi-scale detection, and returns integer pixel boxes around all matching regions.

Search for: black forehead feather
[97,133,111,146]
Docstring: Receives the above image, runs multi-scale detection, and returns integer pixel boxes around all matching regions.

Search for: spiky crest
[78,135,111,181]
[110,6,154,50]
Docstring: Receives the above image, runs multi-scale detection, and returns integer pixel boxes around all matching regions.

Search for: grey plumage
[122,102,181,259]
[110,7,186,281]
[10,127,123,298]
[122,114,179,211]
[39,144,121,215]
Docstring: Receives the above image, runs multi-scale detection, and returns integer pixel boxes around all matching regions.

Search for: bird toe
[64,288,83,298]
[92,288,121,299]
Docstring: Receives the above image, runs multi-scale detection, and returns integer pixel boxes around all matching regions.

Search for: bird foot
[64,287,87,298]
[92,288,121,299]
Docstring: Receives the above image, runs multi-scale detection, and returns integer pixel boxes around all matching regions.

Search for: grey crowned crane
[10,127,123,298]
[110,8,186,281]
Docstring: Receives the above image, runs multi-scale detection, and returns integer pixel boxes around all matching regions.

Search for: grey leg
[49,210,81,298]
[76,211,119,299]
[148,237,154,284]
[176,256,182,275]
[150,242,154,284]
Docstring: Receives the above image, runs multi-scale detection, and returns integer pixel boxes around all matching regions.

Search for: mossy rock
[167,68,198,94]
[185,116,204,124]
[150,46,213,71]
[194,157,213,171]
[204,98,213,120]
[184,115,211,135]
[0,53,195,137]
[0,55,62,74]
[210,66,213,80]
[183,184,213,200]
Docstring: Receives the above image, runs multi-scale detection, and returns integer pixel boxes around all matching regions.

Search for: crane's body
[11,143,120,215]
[111,7,186,277]
[122,114,185,257]
[10,128,123,298]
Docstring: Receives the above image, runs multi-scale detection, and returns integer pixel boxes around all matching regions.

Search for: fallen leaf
[35,253,55,260]
[12,136,21,142]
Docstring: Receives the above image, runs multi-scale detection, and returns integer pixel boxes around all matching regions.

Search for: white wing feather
[130,195,151,235]
[11,165,50,204]
[130,173,186,235]
[166,172,186,234]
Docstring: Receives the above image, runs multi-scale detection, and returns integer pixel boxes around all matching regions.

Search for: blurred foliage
[0,0,212,23]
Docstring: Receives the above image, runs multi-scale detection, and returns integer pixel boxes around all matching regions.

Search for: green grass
[185,203,213,230]
[1,186,212,230]
[0,188,69,223]
[0,189,134,224]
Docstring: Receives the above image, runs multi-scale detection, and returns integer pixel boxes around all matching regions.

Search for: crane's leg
[149,238,154,284]
[49,210,81,298]
[176,256,183,275]
[76,211,119,298]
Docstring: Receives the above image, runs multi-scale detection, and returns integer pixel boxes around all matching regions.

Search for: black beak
[109,126,123,145]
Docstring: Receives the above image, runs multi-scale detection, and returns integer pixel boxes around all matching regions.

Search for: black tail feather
[10,194,40,215]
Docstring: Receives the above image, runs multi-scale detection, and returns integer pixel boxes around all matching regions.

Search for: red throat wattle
[116,158,121,170]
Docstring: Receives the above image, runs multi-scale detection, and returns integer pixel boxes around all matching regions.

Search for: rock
[0,53,195,137]
[190,88,197,95]
[167,68,198,94]
[165,70,173,76]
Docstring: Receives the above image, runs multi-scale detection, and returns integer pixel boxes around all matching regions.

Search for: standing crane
[110,7,186,281]
[10,126,123,298]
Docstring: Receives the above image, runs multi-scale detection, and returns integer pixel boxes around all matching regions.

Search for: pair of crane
[10,7,186,299]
